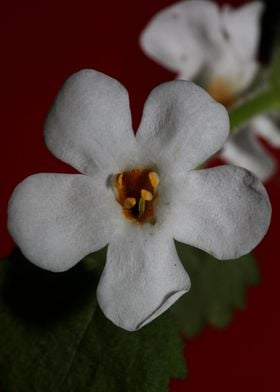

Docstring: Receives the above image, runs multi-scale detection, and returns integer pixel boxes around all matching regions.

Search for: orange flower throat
[114,168,159,224]
[207,77,235,107]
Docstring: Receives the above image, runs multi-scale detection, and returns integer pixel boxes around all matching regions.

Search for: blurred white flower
[222,114,280,180]
[8,70,271,331]
[140,0,280,180]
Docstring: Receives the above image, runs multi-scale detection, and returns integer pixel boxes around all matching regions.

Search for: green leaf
[171,242,259,337]
[0,250,186,392]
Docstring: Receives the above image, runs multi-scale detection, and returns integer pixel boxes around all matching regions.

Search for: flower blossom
[8,69,271,331]
[140,0,280,181]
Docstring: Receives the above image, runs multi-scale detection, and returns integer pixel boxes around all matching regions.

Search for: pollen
[141,189,153,201]
[123,197,137,209]
[117,173,123,187]
[113,168,159,224]
[149,171,160,188]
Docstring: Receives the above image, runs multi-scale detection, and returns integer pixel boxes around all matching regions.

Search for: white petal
[140,0,222,80]
[251,115,280,147]
[221,126,276,181]
[97,228,190,331]
[221,2,264,61]
[136,80,229,174]
[45,69,137,175]
[170,165,271,260]
[8,173,120,272]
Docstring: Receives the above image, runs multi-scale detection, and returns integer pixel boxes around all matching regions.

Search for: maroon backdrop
[0,1,279,391]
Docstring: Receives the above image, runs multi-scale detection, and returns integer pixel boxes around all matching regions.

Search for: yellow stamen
[123,197,136,209]
[141,189,153,201]
[113,168,159,224]
[117,173,123,187]
[149,171,160,188]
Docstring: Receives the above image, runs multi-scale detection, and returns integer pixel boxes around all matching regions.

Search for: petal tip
[98,282,190,332]
[135,286,190,331]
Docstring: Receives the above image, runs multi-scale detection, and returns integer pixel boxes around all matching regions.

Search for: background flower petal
[140,0,221,80]
[202,51,259,99]
[221,126,276,181]
[170,165,271,260]
[136,80,229,174]
[97,228,190,331]
[45,69,137,175]
[221,2,264,61]
[251,115,280,147]
[8,173,120,271]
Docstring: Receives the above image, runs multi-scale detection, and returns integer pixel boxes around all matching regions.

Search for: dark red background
[0,1,279,391]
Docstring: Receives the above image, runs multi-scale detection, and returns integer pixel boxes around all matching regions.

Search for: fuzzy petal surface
[136,80,229,174]
[97,228,190,331]
[8,173,120,271]
[170,165,271,259]
[45,69,137,175]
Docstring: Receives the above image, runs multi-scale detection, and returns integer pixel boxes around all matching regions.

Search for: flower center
[113,168,159,224]
[207,77,235,107]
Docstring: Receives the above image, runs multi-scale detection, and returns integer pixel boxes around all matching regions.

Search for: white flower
[140,0,279,181]
[8,69,271,331]
[140,0,262,98]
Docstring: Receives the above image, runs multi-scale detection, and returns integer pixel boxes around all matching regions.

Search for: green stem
[229,88,280,132]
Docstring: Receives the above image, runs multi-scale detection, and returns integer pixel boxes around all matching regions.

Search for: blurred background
[0,0,279,391]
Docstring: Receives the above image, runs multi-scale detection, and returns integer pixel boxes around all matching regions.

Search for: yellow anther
[123,197,136,209]
[117,173,123,187]
[141,189,153,201]
[149,171,160,188]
